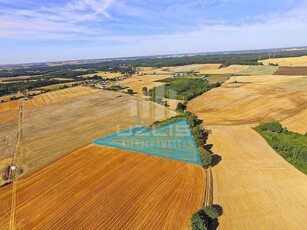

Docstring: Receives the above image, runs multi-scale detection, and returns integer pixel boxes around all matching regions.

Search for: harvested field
[239,65,279,75]
[0,91,41,102]
[0,100,19,112]
[1,87,176,179]
[277,77,307,91]
[188,72,307,228]
[207,125,307,229]
[0,144,205,229]
[205,74,231,83]
[41,82,81,90]
[25,86,98,110]
[116,75,169,95]
[0,101,19,163]
[274,66,307,75]
[197,64,221,74]
[282,108,307,134]
[188,75,307,125]
[197,65,248,75]
[165,64,206,73]
[109,75,181,110]
[0,119,18,160]
[18,90,176,175]
[261,55,307,66]
[0,76,34,82]
[79,71,122,79]
[140,68,172,75]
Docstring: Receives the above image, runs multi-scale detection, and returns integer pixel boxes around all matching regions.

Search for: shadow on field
[211,154,222,167]
[209,204,224,230]
[204,144,222,167]
[212,204,224,216]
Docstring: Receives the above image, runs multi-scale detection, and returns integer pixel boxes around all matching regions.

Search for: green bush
[204,206,219,219]
[257,122,283,133]
[191,211,208,230]
[198,147,212,169]
[152,78,217,101]
[255,124,307,174]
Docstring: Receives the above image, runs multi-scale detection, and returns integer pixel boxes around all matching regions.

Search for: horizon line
[2,45,307,67]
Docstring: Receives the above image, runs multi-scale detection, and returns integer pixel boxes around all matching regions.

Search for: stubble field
[188,75,307,133]
[207,125,307,229]
[187,73,307,228]
[0,86,176,180]
[261,55,307,66]
[0,144,205,229]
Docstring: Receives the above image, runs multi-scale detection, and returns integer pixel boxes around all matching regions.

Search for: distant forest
[1,49,307,78]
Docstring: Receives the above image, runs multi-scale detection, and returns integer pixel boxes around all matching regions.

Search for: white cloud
[0,0,307,64]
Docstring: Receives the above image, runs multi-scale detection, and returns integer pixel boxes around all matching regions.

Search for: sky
[0,0,307,64]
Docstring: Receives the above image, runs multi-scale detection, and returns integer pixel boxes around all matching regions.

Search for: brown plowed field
[275,66,307,75]
[207,125,307,229]
[0,144,205,229]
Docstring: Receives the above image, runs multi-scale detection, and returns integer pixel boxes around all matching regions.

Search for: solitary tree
[176,102,187,112]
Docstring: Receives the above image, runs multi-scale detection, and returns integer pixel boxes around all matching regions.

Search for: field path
[8,99,24,230]
[207,125,307,229]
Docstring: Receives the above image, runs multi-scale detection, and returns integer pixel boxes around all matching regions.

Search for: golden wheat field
[261,55,307,66]
[0,144,205,229]
[207,125,307,229]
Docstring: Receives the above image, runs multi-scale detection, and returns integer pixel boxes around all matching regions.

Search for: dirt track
[0,144,205,229]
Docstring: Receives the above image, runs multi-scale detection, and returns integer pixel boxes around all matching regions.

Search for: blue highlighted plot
[93,119,202,164]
